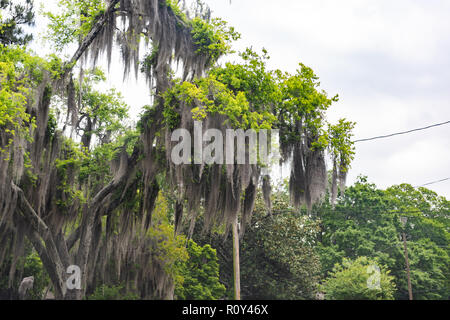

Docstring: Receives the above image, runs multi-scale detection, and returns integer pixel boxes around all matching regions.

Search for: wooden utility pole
[402,231,413,300]
[232,217,241,300]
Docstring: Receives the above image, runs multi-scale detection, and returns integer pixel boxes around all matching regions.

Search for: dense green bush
[321,256,396,300]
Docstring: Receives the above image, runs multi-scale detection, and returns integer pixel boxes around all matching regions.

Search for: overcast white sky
[33,0,450,199]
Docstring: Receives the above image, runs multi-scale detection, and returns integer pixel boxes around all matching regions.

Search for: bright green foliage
[164,73,276,130]
[162,92,182,130]
[0,0,35,46]
[164,48,354,166]
[164,49,274,130]
[190,17,240,63]
[147,193,189,287]
[277,63,338,150]
[74,68,129,149]
[0,47,31,153]
[327,119,356,171]
[55,138,87,209]
[65,68,133,189]
[321,256,396,300]
[165,0,189,22]
[164,48,281,131]
[43,0,107,51]
[79,140,116,190]
[175,240,226,300]
[0,244,50,300]
[0,46,62,153]
[317,177,450,300]
[211,48,280,114]
[166,0,240,64]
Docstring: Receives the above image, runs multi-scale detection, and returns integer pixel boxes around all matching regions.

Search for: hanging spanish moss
[85,0,212,81]
[1,0,355,300]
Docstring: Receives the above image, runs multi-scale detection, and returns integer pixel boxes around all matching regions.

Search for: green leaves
[190,17,240,65]
[23,251,50,300]
[146,193,189,288]
[175,240,226,300]
[164,72,276,130]
[74,68,130,149]
[327,119,355,172]
[321,257,396,300]
[43,0,107,51]
[277,63,339,151]
[212,48,279,114]
[54,138,88,209]
[319,177,450,300]
[0,45,53,154]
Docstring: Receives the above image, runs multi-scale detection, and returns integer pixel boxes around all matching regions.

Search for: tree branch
[12,182,68,299]
[66,227,81,251]
[64,0,120,76]
[74,146,140,297]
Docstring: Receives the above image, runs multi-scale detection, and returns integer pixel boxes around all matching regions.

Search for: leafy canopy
[175,240,226,300]
[321,256,396,300]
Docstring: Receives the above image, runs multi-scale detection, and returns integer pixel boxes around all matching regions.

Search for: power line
[354,120,450,143]
[415,177,450,188]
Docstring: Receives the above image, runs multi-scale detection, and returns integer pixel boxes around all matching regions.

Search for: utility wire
[415,177,450,188]
[354,120,450,143]
[351,121,450,189]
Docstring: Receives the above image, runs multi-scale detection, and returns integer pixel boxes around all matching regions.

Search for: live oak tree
[1,0,354,300]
